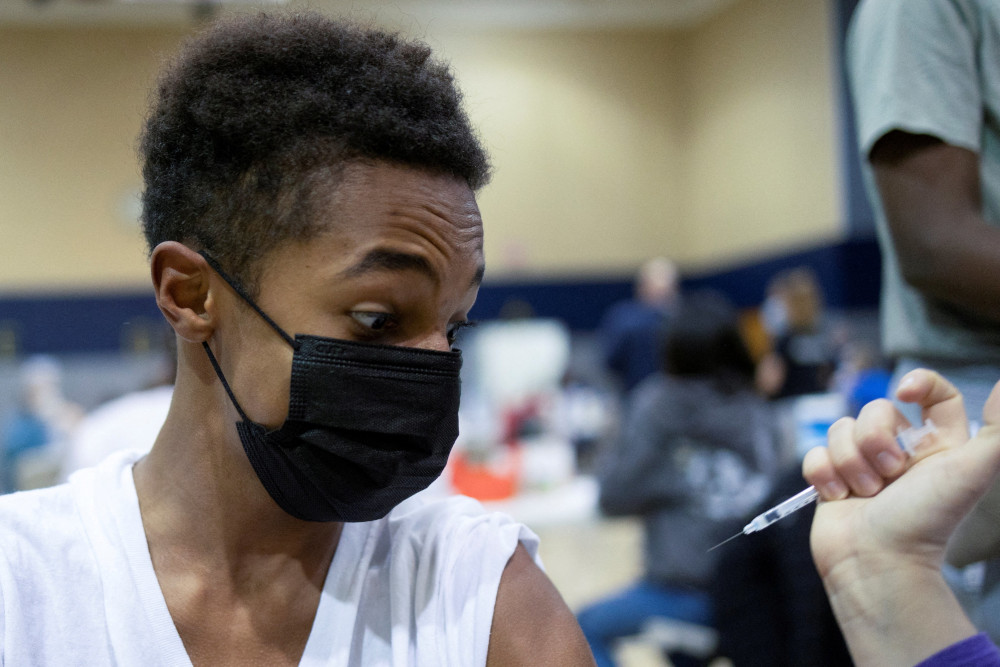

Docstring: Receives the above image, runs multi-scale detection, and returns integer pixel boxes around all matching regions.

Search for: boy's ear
[150,242,216,343]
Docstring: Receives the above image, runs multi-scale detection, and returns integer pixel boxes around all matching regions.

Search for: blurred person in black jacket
[711,467,852,667]
[578,294,779,667]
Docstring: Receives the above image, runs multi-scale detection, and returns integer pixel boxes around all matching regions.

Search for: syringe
[708,419,938,551]
[743,485,819,534]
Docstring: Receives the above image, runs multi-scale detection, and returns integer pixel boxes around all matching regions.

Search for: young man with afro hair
[0,12,594,666]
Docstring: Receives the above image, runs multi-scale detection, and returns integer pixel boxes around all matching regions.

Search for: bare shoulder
[485,543,596,667]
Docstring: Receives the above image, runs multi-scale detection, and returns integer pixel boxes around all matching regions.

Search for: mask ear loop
[198,250,301,351]
[202,341,252,423]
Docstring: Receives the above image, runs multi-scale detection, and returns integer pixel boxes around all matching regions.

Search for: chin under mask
[200,252,462,523]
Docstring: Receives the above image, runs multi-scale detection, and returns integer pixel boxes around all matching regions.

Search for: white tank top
[0,450,539,666]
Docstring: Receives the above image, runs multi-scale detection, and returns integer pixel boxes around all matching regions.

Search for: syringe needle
[707,531,743,552]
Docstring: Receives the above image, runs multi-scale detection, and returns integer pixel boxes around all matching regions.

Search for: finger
[853,398,909,478]
[980,378,1000,430]
[802,444,849,501]
[895,369,969,450]
[827,416,886,497]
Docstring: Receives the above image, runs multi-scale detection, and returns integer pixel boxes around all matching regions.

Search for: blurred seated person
[757,268,838,400]
[578,293,779,667]
[1,356,82,492]
[60,386,173,480]
[60,336,177,480]
[598,257,680,393]
[835,341,893,418]
[803,370,1000,665]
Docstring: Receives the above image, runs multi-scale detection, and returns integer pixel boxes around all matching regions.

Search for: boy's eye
[351,312,395,332]
[447,320,477,346]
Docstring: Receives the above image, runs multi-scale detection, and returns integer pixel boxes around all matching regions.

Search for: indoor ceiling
[0,0,741,29]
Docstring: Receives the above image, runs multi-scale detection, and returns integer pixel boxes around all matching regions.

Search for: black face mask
[199,252,463,523]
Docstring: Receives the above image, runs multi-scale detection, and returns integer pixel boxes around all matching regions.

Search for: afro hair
[140,11,492,294]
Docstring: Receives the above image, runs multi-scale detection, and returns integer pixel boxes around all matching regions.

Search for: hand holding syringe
[709,419,938,551]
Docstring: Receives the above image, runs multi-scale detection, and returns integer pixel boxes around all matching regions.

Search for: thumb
[895,370,969,455]
[933,379,1000,514]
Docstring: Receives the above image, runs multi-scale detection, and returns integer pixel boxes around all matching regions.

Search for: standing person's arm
[802,370,1000,665]
[870,132,1000,321]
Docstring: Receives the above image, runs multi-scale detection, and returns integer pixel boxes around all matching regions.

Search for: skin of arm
[870,130,1000,321]
[485,544,596,667]
[802,370,1000,665]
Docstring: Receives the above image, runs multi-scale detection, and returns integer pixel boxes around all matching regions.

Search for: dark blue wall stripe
[0,292,164,356]
[0,238,881,355]
[683,236,881,310]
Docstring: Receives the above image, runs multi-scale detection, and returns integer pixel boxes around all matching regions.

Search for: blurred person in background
[60,334,176,480]
[834,341,892,419]
[577,293,779,667]
[848,0,1000,639]
[1,356,82,493]
[756,268,838,401]
[597,257,680,394]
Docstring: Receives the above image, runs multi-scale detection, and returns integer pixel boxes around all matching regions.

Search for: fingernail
[824,480,848,499]
[877,451,902,475]
[856,472,881,496]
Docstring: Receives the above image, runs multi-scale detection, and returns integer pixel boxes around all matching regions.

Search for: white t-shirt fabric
[0,450,539,666]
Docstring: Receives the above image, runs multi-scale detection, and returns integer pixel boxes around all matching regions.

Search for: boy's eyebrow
[341,249,485,288]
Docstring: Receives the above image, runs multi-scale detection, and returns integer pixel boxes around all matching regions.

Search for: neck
[133,356,341,579]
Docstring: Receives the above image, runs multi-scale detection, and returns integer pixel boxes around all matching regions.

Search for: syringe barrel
[746,486,819,532]
[773,486,819,516]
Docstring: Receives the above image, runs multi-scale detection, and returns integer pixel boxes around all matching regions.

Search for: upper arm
[849,1,991,289]
[868,131,1000,322]
[485,544,595,667]
[870,132,983,282]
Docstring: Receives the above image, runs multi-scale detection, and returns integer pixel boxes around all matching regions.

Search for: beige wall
[0,0,839,292]
[0,27,188,292]
[678,0,841,264]
[440,30,686,274]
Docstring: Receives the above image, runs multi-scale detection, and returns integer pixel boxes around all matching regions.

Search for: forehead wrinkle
[385,203,479,264]
[340,248,438,283]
